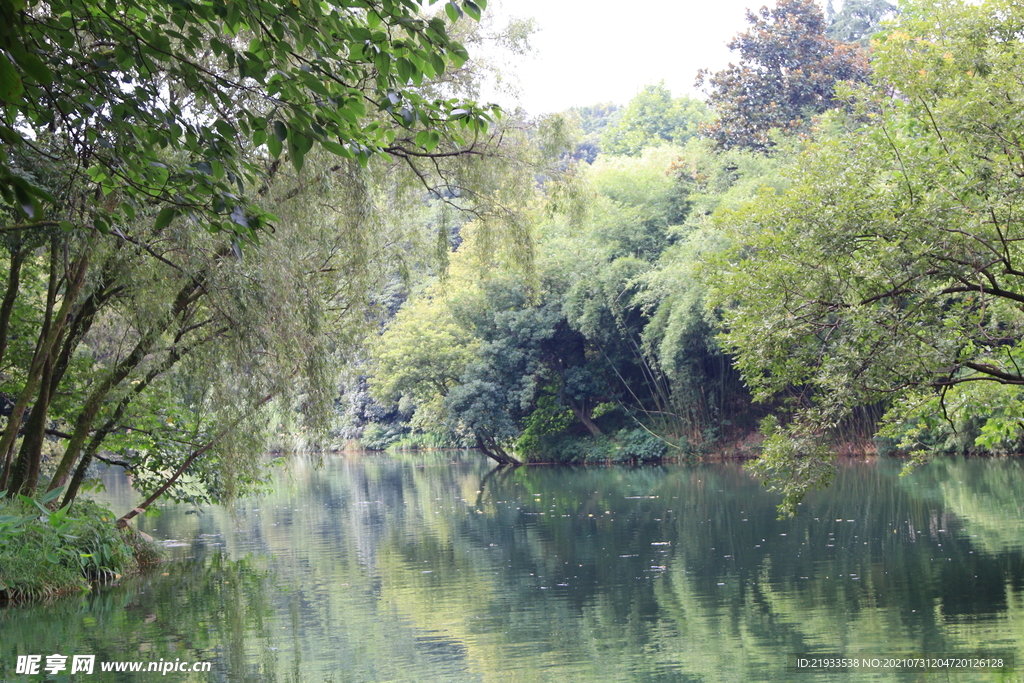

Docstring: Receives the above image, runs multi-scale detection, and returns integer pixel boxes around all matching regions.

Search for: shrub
[0,493,161,601]
[615,428,669,462]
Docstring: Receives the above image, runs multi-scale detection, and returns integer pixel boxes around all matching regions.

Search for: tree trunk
[8,270,120,498]
[475,434,522,466]
[6,354,53,497]
[0,245,90,493]
[47,332,159,492]
[0,245,24,368]
[61,327,219,509]
[568,401,603,437]
[48,276,204,492]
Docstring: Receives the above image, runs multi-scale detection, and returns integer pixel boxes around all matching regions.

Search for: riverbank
[0,496,161,601]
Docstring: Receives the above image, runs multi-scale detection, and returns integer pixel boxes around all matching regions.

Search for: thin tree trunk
[48,333,160,492]
[8,271,123,497]
[1,243,56,491]
[568,402,603,437]
[62,327,223,509]
[0,244,90,493]
[0,245,25,368]
[6,353,53,497]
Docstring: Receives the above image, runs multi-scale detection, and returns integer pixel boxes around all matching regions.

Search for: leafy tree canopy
[708,0,1024,512]
[0,0,497,239]
[826,0,897,45]
[697,0,869,151]
[600,83,708,157]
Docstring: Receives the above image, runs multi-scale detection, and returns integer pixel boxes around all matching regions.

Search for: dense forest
[2,0,1023,526]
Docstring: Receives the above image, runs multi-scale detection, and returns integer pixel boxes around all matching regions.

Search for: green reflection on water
[2,454,1024,683]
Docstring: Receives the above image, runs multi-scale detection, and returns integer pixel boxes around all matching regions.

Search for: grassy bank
[0,493,161,601]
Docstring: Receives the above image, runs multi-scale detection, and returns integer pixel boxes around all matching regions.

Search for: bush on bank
[0,494,161,601]
[525,428,673,464]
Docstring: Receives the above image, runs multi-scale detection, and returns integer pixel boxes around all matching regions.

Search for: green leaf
[449,46,469,69]
[268,132,283,158]
[426,131,440,152]
[12,184,34,218]
[396,57,413,83]
[445,1,462,21]
[430,52,446,77]
[462,1,481,21]
[320,139,351,157]
[39,487,64,506]
[288,131,309,172]
[0,53,24,103]
[9,44,53,85]
[154,206,177,230]
[273,120,288,141]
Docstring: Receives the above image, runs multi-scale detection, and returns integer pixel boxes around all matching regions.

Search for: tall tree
[697,0,869,151]
[600,84,708,157]
[708,0,1024,512]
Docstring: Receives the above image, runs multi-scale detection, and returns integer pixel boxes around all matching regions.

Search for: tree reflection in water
[2,453,1023,682]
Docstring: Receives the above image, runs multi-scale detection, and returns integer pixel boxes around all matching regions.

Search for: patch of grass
[0,494,162,601]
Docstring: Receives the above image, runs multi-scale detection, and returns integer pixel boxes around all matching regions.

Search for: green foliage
[371,286,480,428]
[370,122,786,463]
[563,102,620,163]
[360,423,410,451]
[0,0,497,237]
[0,493,160,599]
[614,427,669,462]
[709,0,1024,508]
[526,428,668,464]
[877,382,1024,461]
[827,0,897,45]
[600,84,709,157]
[698,0,869,151]
[386,430,459,451]
[515,387,575,460]
[745,415,837,517]
[528,433,615,464]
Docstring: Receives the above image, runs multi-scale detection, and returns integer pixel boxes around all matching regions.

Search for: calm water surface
[3,453,1024,682]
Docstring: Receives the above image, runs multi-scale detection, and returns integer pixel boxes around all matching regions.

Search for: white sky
[485,0,775,114]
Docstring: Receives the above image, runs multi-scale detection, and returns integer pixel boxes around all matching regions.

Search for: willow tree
[0,0,519,507]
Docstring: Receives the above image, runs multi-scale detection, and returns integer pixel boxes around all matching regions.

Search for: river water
[2,453,1024,682]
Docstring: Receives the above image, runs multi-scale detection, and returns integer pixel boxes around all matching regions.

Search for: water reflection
[2,454,1024,682]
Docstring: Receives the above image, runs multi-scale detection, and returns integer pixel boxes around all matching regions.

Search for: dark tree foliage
[697,0,869,151]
